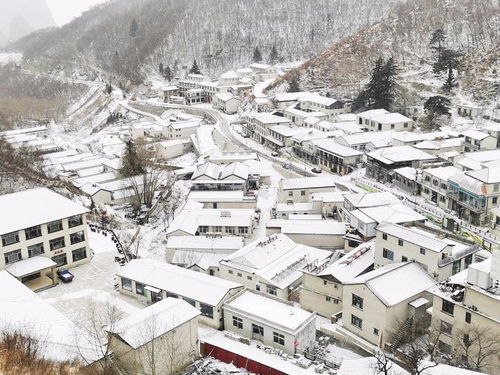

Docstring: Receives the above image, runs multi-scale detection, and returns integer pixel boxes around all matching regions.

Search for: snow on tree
[287,74,301,92]
[129,17,139,38]
[189,59,201,75]
[269,45,278,64]
[163,65,173,82]
[252,46,262,63]
[433,48,463,92]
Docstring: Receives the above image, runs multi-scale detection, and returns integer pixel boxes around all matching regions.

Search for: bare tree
[452,325,500,372]
[372,350,394,375]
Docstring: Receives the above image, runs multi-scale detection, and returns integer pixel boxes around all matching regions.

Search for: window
[228,270,233,274]
[252,324,264,336]
[4,249,22,265]
[166,292,178,298]
[440,320,452,335]
[323,280,328,285]
[382,233,388,240]
[351,314,362,329]
[238,226,248,234]
[49,237,65,251]
[47,220,63,233]
[438,340,452,354]
[465,312,471,324]
[373,328,379,335]
[442,299,455,316]
[288,191,293,197]
[199,226,208,233]
[25,226,42,240]
[398,239,404,246]
[326,296,339,304]
[200,303,214,319]
[273,332,285,346]
[301,190,306,196]
[352,294,364,310]
[72,247,87,262]
[184,298,196,307]
[463,333,470,345]
[232,316,243,329]
[452,260,461,275]
[256,284,261,291]
[214,226,222,233]
[237,273,242,277]
[135,282,146,296]
[68,215,83,228]
[266,285,277,296]
[1,232,19,247]
[121,278,132,291]
[226,227,235,234]
[402,256,408,262]
[382,248,394,261]
[51,253,67,267]
[464,255,473,269]
[247,276,252,280]
[420,247,426,255]
[70,231,85,245]
[28,243,44,257]
[494,198,498,206]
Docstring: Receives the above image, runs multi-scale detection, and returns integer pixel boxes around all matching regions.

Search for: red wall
[201,342,288,375]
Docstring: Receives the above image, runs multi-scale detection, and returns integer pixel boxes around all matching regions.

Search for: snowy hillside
[12,0,402,81]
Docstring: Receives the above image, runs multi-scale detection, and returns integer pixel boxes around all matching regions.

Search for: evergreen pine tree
[253,47,262,63]
[424,96,451,117]
[379,57,398,110]
[287,74,301,93]
[269,45,278,64]
[164,66,173,82]
[159,63,164,75]
[121,140,144,177]
[111,50,122,75]
[129,18,139,38]
[429,28,447,57]
[189,59,202,75]
[433,48,463,92]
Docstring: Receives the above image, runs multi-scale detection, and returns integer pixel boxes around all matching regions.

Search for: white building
[117,259,244,329]
[278,176,336,203]
[219,233,332,300]
[0,188,91,291]
[357,109,413,132]
[212,93,241,114]
[421,166,462,209]
[156,139,192,160]
[243,111,291,144]
[223,290,316,354]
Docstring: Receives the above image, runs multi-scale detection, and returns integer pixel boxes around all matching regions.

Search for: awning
[6,256,56,277]
[145,285,161,294]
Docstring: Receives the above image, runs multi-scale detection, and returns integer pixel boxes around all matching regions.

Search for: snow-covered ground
[0,52,22,65]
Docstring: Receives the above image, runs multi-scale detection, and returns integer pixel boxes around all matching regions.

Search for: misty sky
[46,0,108,26]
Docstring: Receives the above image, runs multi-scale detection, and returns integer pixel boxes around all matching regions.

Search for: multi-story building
[243,111,291,144]
[421,166,462,209]
[357,109,413,132]
[462,129,497,152]
[428,250,500,374]
[313,139,363,175]
[277,176,336,203]
[0,188,91,291]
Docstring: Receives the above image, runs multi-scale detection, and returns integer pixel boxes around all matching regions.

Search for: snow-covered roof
[157,138,192,148]
[367,146,436,164]
[353,203,425,225]
[215,93,239,102]
[0,126,47,137]
[175,251,227,270]
[62,157,108,172]
[0,188,89,235]
[118,259,243,306]
[219,71,239,79]
[280,176,336,190]
[371,112,412,124]
[224,290,315,332]
[273,92,310,102]
[310,191,346,203]
[108,298,200,349]
[221,234,331,289]
[299,94,338,107]
[313,139,363,157]
[247,111,291,125]
[6,256,57,277]
[467,166,500,184]
[284,104,327,118]
[307,241,375,283]
[344,192,400,209]
[72,172,117,187]
[393,166,418,180]
[192,162,221,180]
[335,113,357,122]
[0,271,99,362]
[337,130,392,146]
[169,120,200,130]
[357,109,389,118]
[448,173,486,196]
[463,129,491,140]
[188,190,255,203]
[166,235,243,251]
[266,220,347,235]
[220,162,249,180]
[377,222,449,252]
[270,124,318,138]
[346,262,436,306]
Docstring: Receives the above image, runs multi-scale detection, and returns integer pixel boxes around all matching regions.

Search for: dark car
[57,269,74,283]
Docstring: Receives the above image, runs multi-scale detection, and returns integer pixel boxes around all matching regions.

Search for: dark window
[200,303,214,319]
[420,248,426,255]
[2,232,19,247]
[442,299,455,316]
[351,314,362,329]
[266,285,277,296]
[373,328,379,335]
[49,237,65,251]
[382,233,388,240]
[463,333,470,344]
[252,324,264,336]
[121,278,132,291]
[47,220,63,233]
[398,239,404,246]
[438,340,451,354]
[136,282,146,296]
[51,253,67,267]
[464,255,473,269]
[452,260,461,275]
[256,284,261,291]
[28,243,44,257]
[402,256,408,262]
[273,332,285,346]
[25,226,42,240]
[232,316,243,329]
[4,249,22,265]
[383,248,394,260]
[465,312,471,324]
[352,294,364,310]
[68,215,83,228]
[166,292,178,298]
[72,247,87,262]
[70,231,85,245]
[440,320,452,335]
[184,298,196,307]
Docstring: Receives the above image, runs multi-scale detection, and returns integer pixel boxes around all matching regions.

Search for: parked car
[282,162,291,169]
[312,167,322,174]
[271,151,279,157]
[57,269,74,283]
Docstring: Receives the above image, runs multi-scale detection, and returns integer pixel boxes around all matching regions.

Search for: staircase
[390,317,414,350]
[107,353,130,375]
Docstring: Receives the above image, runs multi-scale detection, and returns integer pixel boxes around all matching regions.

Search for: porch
[6,256,57,292]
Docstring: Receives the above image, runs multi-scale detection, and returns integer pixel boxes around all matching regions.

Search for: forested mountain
[0,0,56,46]
[12,0,402,81]
[268,0,499,104]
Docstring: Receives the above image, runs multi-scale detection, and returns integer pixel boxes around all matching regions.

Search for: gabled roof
[246,111,291,125]
[354,203,425,225]
[377,222,449,252]
[220,162,249,180]
[367,146,436,164]
[313,139,363,157]
[466,165,500,184]
[344,192,400,209]
[280,176,336,190]
[463,129,491,140]
[108,298,200,349]
[423,166,462,180]
[346,263,435,306]
[191,162,221,180]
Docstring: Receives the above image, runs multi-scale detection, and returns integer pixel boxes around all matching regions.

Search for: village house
[366,146,438,184]
[272,92,310,110]
[392,167,420,195]
[273,201,323,219]
[298,95,351,120]
[413,137,464,155]
[375,222,480,281]
[219,234,331,300]
[310,191,346,219]
[188,190,257,209]
[307,118,363,134]
[158,85,179,102]
[212,93,241,114]
[335,130,393,151]
[155,139,192,160]
[277,176,336,203]
[106,298,200,375]
[243,111,292,144]
[462,129,497,152]
[117,259,244,329]
[428,249,500,375]
[357,109,413,132]
[164,120,200,140]
[454,149,500,171]
[300,241,375,318]
[266,125,320,150]
[342,262,436,348]
[313,138,363,175]
[457,104,483,119]
[0,188,91,291]
[223,290,316,355]
[341,192,401,222]
[249,63,278,81]
[421,166,462,209]
[190,162,251,191]
[283,103,328,126]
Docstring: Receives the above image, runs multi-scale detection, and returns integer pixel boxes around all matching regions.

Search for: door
[252,324,264,341]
